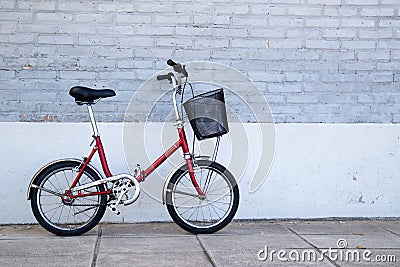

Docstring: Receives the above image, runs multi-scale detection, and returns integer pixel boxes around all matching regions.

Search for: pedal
[109,204,120,215]
[108,184,128,215]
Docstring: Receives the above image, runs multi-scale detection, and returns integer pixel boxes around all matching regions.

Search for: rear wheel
[166,160,239,234]
[30,161,107,236]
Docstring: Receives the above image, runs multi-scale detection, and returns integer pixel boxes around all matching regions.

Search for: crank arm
[31,184,64,197]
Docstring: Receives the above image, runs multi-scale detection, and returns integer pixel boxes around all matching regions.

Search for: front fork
[178,127,205,197]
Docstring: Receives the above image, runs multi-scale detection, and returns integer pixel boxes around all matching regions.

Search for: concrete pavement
[1,220,400,266]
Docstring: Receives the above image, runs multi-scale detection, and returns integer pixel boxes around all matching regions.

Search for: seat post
[87,104,99,137]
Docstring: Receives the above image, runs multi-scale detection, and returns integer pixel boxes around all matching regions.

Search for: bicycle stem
[170,75,181,122]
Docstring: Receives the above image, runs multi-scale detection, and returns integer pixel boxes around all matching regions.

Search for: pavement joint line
[285,225,341,267]
[91,226,102,267]
[375,225,400,238]
[196,235,217,267]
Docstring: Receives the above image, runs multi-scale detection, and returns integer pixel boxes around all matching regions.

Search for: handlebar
[157,59,188,121]
[166,59,188,78]
[156,72,173,81]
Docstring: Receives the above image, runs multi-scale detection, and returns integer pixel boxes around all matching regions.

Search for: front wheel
[30,161,107,236]
[166,160,239,234]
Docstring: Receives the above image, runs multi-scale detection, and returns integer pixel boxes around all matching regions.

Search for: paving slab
[0,231,96,267]
[285,221,389,236]
[0,220,399,267]
[97,235,210,267]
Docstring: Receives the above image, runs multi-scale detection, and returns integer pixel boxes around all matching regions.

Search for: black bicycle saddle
[69,86,116,104]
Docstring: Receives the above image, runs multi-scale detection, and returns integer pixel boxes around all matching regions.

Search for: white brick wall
[0,0,399,123]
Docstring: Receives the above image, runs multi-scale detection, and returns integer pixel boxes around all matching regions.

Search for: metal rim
[171,165,234,229]
[36,167,102,232]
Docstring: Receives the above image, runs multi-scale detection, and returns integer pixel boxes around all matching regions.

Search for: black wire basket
[183,89,229,140]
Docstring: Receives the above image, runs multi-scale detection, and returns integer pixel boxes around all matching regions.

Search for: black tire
[166,160,239,234]
[30,161,107,236]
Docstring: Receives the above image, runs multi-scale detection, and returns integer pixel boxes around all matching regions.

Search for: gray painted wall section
[0,0,399,123]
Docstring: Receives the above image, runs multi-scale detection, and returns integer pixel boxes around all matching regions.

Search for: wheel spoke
[32,162,107,235]
[168,162,238,232]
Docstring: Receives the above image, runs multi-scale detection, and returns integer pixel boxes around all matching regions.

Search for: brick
[116,14,152,24]
[213,28,248,38]
[98,3,134,12]
[269,18,304,27]
[346,0,379,5]
[287,7,322,16]
[250,5,286,16]
[250,28,285,38]
[306,18,340,27]
[341,40,377,49]
[59,71,97,80]
[156,37,193,47]
[18,1,56,10]
[38,34,74,45]
[319,73,357,83]
[287,93,319,103]
[0,70,16,79]
[232,17,267,27]
[0,34,34,44]
[154,15,191,25]
[305,40,340,49]
[136,25,175,36]
[0,1,14,9]
[0,11,32,21]
[18,24,57,34]
[247,71,285,82]
[377,62,400,71]
[269,39,304,49]
[194,38,229,49]
[0,21,17,33]
[231,38,267,48]
[58,2,96,11]
[17,70,57,79]
[36,12,73,22]
[378,40,400,49]
[96,47,133,58]
[361,8,395,16]
[325,7,358,16]
[271,0,306,3]
[78,36,117,46]
[340,62,376,71]
[286,29,321,38]
[356,51,390,61]
[212,49,248,60]
[75,14,113,24]
[268,83,302,93]
[381,0,400,3]
[214,4,249,15]
[136,3,174,13]
[356,73,394,83]
[342,18,375,27]
[379,19,400,27]
[322,28,357,38]
[248,49,286,60]
[79,59,116,70]
[359,29,393,39]
[307,0,341,5]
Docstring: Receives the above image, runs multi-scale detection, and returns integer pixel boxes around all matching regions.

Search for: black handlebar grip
[157,73,173,81]
[167,59,177,66]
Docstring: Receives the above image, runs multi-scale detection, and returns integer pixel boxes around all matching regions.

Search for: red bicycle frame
[67,125,204,198]
[67,71,205,200]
